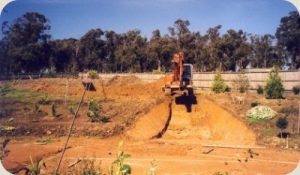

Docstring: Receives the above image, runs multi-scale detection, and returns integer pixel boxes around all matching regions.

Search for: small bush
[292,85,300,95]
[51,103,57,117]
[27,157,46,175]
[38,95,50,105]
[264,67,284,99]
[247,106,277,124]
[276,116,288,138]
[225,85,231,92]
[87,99,99,121]
[0,85,11,96]
[87,99,108,122]
[232,72,250,93]
[109,141,131,175]
[211,71,227,93]
[68,105,76,115]
[74,159,102,175]
[88,70,99,79]
[257,85,264,94]
[34,103,40,113]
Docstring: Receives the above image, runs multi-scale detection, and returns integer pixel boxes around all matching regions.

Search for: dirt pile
[124,93,256,145]
[125,100,171,140]
[106,75,143,86]
[10,76,165,101]
[1,76,166,138]
[163,95,256,145]
[3,77,255,145]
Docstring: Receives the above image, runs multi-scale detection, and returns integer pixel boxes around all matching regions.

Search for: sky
[0,0,297,39]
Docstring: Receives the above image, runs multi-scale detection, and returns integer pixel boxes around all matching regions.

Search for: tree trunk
[298,92,300,133]
[297,69,300,133]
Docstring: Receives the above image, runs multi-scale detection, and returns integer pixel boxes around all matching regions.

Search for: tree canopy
[0,11,299,75]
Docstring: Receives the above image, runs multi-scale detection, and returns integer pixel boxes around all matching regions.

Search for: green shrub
[109,141,131,175]
[232,72,250,93]
[68,105,75,115]
[27,157,46,175]
[88,70,99,79]
[264,67,284,99]
[292,85,300,95]
[34,103,40,113]
[0,85,11,96]
[257,85,264,94]
[211,71,227,93]
[75,159,102,175]
[247,106,277,124]
[87,99,108,122]
[87,99,99,122]
[51,103,57,117]
[38,95,50,105]
[276,116,288,138]
[225,85,231,92]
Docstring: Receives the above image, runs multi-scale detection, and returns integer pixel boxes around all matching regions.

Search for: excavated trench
[126,94,256,146]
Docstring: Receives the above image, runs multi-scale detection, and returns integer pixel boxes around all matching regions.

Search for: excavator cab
[182,64,193,87]
[162,52,194,96]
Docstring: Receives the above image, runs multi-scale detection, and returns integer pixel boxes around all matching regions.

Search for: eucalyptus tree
[276,11,300,69]
[2,12,51,73]
[77,28,107,72]
[250,34,279,68]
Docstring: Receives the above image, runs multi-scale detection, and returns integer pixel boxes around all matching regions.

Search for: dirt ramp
[198,97,256,145]
[125,100,171,140]
[163,96,256,145]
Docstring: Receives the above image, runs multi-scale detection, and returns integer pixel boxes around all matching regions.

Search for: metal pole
[55,82,90,174]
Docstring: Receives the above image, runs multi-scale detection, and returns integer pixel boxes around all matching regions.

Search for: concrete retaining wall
[81,71,300,91]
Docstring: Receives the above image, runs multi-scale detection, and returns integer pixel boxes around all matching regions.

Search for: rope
[54,81,91,174]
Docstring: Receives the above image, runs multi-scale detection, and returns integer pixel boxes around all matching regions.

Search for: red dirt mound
[125,94,255,146]
[125,100,171,140]
[106,75,143,86]
[163,96,256,145]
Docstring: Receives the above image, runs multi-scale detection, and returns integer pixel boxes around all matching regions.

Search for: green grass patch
[0,88,45,103]
[247,117,268,125]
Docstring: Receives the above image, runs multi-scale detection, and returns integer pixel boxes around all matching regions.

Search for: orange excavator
[162,52,193,95]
